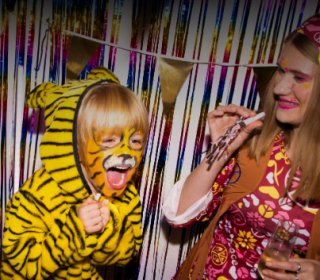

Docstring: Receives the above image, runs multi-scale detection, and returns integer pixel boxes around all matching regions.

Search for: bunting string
[64,29,280,67]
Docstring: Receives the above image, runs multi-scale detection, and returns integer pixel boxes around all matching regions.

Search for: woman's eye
[294,76,306,83]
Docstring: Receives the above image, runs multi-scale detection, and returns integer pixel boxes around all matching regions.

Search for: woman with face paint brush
[163,15,320,280]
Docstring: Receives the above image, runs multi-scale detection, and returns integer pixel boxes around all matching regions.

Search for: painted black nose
[119,154,132,161]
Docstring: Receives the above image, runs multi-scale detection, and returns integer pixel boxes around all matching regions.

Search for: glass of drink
[257,220,299,279]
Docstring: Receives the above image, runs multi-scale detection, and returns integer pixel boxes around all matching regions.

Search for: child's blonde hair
[77,83,149,160]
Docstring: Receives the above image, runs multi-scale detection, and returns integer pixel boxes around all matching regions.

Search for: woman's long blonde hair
[248,32,320,201]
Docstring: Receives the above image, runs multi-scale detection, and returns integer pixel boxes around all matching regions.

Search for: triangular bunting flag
[66,35,100,80]
[158,57,193,116]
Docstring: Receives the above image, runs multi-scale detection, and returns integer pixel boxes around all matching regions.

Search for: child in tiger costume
[1,67,149,279]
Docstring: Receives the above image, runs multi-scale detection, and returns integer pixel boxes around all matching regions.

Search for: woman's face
[273,43,317,127]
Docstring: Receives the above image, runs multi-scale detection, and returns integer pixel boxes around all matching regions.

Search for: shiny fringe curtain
[0,0,319,279]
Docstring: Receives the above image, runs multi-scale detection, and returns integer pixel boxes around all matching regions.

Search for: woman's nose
[274,74,292,94]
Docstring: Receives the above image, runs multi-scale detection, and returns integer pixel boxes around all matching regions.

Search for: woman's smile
[277,98,300,110]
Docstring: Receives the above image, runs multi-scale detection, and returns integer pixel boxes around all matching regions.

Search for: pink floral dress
[200,134,319,279]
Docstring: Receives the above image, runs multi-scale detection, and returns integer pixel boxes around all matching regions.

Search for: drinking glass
[257,220,299,279]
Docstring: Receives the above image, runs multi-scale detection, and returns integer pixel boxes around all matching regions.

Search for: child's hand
[77,197,110,234]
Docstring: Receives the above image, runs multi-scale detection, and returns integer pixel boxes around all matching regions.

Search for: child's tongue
[107,170,128,190]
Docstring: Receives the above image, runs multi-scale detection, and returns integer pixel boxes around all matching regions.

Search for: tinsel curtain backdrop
[0,0,319,279]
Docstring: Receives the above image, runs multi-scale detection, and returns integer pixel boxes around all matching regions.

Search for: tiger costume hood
[1,67,143,280]
[27,67,120,201]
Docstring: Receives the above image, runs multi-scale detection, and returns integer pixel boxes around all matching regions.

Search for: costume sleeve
[162,157,237,228]
[90,184,143,266]
[1,188,120,279]
[2,192,95,278]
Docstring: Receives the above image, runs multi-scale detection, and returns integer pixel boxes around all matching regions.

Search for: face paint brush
[206,112,266,170]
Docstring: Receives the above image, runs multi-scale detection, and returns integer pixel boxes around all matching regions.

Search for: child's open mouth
[106,165,131,190]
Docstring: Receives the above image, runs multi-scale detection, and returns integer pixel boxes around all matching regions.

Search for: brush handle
[242,112,266,126]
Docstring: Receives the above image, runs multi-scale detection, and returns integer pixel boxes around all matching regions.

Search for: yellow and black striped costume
[1,67,143,279]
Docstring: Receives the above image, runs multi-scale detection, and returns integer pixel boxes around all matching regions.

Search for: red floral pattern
[199,134,319,279]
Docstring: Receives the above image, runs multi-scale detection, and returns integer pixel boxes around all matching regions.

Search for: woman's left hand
[261,258,320,280]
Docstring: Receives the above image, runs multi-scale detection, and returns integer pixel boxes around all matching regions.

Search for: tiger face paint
[83,128,145,197]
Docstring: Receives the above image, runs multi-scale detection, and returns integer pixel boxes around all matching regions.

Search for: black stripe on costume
[1,268,14,277]
[45,106,75,123]
[45,94,80,112]
[25,171,38,190]
[105,250,120,264]
[121,245,134,260]
[42,266,54,279]
[35,178,53,191]
[20,190,48,217]
[51,188,85,201]
[44,239,61,268]
[61,221,75,250]
[54,117,74,123]
[7,237,36,264]
[6,210,32,225]
[102,213,117,244]
[50,164,77,174]
[41,151,74,160]
[123,191,134,202]
[91,251,108,264]
[128,209,142,220]
[126,185,136,196]
[129,218,141,226]
[57,105,77,111]
[45,105,76,123]
[42,196,71,212]
[68,271,82,277]
[44,103,62,120]
[54,243,67,263]
[59,175,80,184]
[39,168,46,176]
[113,193,131,204]
[20,189,63,214]
[129,201,141,214]
[69,208,85,249]
[46,128,73,133]
[87,242,96,249]
[68,254,79,266]
[41,141,72,146]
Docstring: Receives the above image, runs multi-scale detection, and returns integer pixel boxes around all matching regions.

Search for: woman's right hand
[176,104,264,216]
[207,104,264,155]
